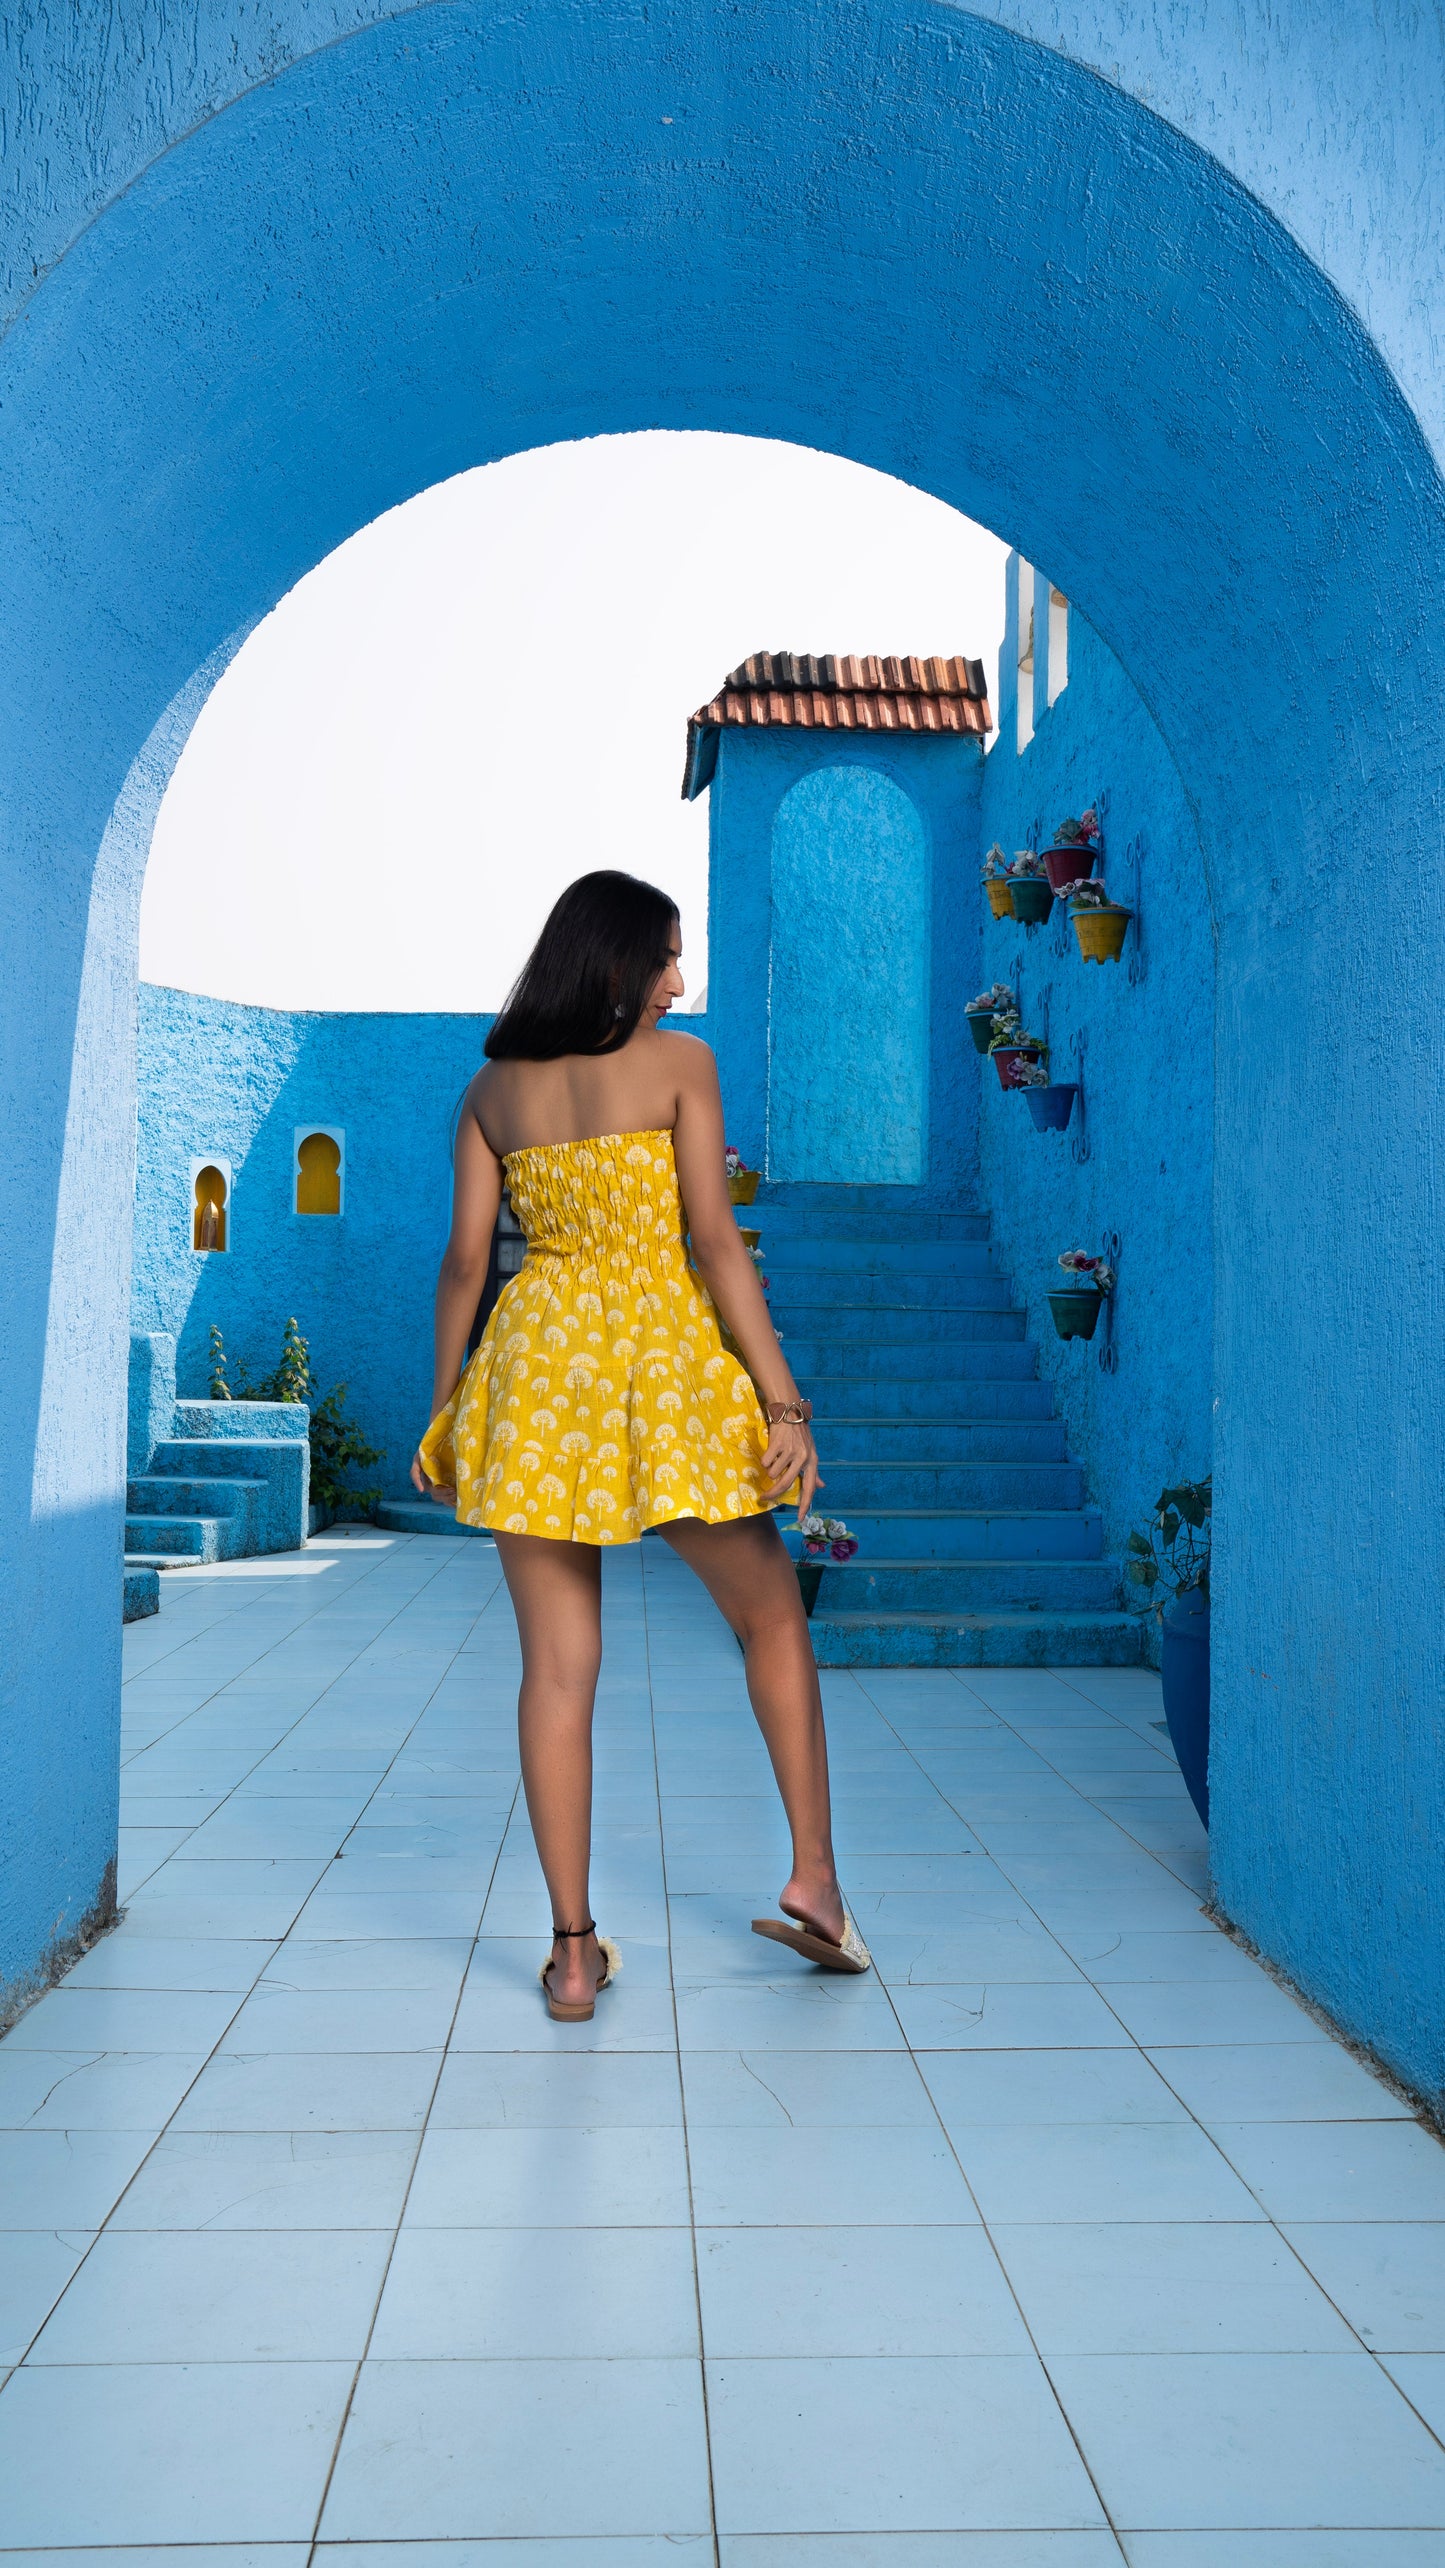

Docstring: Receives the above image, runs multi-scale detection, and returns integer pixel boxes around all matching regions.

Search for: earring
[613,1003,625,1018]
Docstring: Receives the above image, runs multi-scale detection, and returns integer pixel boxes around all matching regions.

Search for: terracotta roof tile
[683,649,992,796]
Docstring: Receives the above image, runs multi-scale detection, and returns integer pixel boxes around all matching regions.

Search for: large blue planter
[1161,1589,1211,1826]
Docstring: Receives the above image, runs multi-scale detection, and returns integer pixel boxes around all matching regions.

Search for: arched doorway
[4,1,1443,2092]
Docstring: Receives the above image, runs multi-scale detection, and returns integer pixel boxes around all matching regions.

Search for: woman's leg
[493,1529,606,2006]
[660,1513,846,1944]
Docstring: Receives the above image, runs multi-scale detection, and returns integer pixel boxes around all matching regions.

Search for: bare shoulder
[464,1060,506,1148]
[662,1029,720,1090]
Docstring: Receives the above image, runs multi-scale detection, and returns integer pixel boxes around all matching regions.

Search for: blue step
[809,1610,1143,1668]
[124,1513,223,1562]
[796,1508,1104,1560]
[806,1377,1054,1418]
[793,1340,1037,1381]
[777,1309,1026,1349]
[761,1238,998,1274]
[122,1565,160,1622]
[812,1417,1067,1463]
[812,1556,1123,1611]
[151,1435,308,1553]
[374,1499,493,1539]
[126,1475,265,1559]
[822,1460,1085,1510]
[770,1271,1013,1310]
[755,1207,990,1243]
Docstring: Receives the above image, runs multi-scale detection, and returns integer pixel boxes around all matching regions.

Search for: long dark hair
[485,870,679,1060]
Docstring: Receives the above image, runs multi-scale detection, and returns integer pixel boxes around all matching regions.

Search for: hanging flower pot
[1025,1082,1078,1133]
[991,1044,1044,1091]
[966,1007,997,1054]
[984,877,1014,919]
[1043,843,1098,894]
[1044,808,1101,894]
[1071,902,1132,964]
[738,1226,761,1249]
[1048,1287,1105,1340]
[1009,874,1054,927]
[795,1559,824,1615]
[725,1145,761,1205]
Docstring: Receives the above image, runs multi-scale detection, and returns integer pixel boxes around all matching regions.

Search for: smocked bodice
[502,1129,687,1271]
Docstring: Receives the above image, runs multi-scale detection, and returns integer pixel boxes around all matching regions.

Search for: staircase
[758,1184,1141,1667]
[124,1333,310,1590]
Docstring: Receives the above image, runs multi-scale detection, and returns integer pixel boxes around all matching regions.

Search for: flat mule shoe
[539,1922,623,2022]
[751,1909,872,1974]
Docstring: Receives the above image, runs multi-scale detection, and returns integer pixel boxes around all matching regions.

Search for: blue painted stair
[757,1182,1141,1668]
[123,1334,310,1583]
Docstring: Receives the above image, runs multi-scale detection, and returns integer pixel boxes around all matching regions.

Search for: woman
[412,869,868,2019]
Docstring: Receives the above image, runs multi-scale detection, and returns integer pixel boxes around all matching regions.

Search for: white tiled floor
[2,1525,1444,2562]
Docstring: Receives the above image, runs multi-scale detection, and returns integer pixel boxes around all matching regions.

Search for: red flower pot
[991,1046,1042,1091]
[1043,843,1098,894]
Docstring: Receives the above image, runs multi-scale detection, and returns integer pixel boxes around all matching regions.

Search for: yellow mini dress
[417,1129,789,1543]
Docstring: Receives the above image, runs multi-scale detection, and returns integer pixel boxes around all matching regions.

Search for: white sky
[140,431,1007,1012]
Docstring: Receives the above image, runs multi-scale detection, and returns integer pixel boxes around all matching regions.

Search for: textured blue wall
[977,581,1214,1631]
[707,728,981,1198]
[769,768,932,1186]
[4,1,1445,2098]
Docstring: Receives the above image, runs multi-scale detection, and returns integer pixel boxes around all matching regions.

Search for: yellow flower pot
[728,1169,761,1204]
[738,1227,761,1250]
[984,878,1014,920]
[1071,904,1131,964]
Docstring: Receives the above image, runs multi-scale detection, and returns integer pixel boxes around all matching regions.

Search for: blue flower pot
[1025,1083,1078,1132]
[1161,1588,1210,1826]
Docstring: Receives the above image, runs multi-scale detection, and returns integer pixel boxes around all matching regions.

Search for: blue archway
[2,2,1443,2098]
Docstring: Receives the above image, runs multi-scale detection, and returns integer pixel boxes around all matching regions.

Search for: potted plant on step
[1007,850,1053,928]
[796,1512,858,1615]
[1047,1247,1115,1339]
[1126,1478,1212,1825]
[725,1143,760,1204]
[981,845,1014,919]
[1043,804,1101,893]
[988,1011,1049,1090]
[966,981,1015,1054]
[1066,875,1132,965]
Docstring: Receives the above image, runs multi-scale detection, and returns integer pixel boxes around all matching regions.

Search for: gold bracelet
[764,1399,813,1426]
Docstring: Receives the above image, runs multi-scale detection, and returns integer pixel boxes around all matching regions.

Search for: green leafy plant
[207,1318,384,1517]
[1126,1478,1212,1616]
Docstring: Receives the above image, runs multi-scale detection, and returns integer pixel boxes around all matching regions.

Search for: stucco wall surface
[977,594,1213,1621]
[4,0,1445,2093]
[707,728,981,1195]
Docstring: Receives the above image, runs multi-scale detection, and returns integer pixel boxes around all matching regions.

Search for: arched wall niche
[2,1,1444,2096]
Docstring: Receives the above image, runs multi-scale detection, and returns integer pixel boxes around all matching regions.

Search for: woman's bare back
[470,1027,702,1158]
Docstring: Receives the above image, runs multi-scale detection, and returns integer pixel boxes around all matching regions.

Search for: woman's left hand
[410,1446,456,1505]
[761,1420,820,1517]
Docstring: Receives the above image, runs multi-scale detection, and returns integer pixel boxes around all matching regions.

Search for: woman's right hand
[410,1447,456,1504]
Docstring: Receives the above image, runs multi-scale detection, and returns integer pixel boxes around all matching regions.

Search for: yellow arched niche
[193,1163,228,1252]
[296,1129,342,1215]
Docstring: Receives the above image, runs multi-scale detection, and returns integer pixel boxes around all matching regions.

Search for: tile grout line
[641,1539,723,2567]
[3,1535,510,2387]
[854,1664,1445,2462]
[293,1543,524,2561]
[832,1669,1130,2557]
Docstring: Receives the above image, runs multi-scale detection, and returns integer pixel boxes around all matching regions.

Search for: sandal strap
[551,1920,596,1938]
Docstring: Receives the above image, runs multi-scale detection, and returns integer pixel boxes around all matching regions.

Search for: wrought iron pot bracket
[1068,1024,1090,1164]
[1098,1227,1121,1374]
[1124,829,1146,985]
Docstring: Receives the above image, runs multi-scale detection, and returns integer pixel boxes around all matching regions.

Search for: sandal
[539,1920,623,2022]
[751,1906,872,1974]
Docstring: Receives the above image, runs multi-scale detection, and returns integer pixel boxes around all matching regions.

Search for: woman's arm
[410,1083,504,1497]
[670,1040,821,1516]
